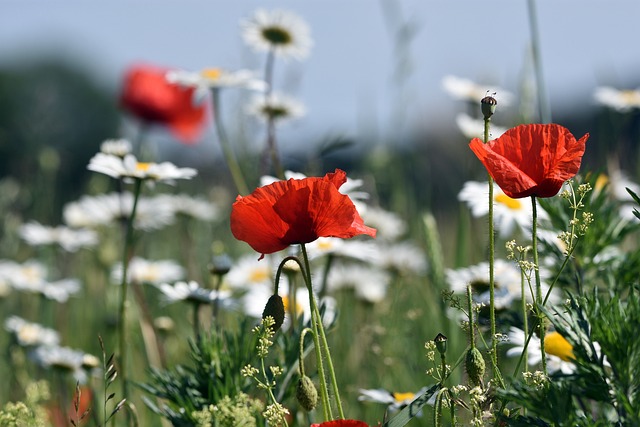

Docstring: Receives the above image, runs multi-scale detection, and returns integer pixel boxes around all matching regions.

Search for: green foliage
[191,393,264,427]
[0,381,49,427]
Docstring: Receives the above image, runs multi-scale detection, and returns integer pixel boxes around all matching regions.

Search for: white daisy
[5,316,60,347]
[325,263,390,304]
[100,138,132,157]
[38,279,81,303]
[63,192,176,231]
[155,280,232,306]
[377,241,428,274]
[458,181,548,238]
[246,92,306,123]
[304,237,380,264]
[1,259,48,292]
[111,257,185,285]
[224,255,277,290]
[88,153,197,182]
[167,68,267,104]
[506,327,575,374]
[30,345,95,383]
[442,75,514,105]
[358,387,432,412]
[241,9,313,60]
[445,259,557,309]
[361,207,406,242]
[593,86,640,112]
[455,113,507,140]
[18,221,98,252]
[155,194,220,222]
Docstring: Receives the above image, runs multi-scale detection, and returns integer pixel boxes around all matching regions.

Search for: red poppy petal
[311,420,369,427]
[230,195,290,255]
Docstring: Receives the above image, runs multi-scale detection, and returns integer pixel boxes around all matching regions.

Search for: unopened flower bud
[208,253,232,276]
[465,347,485,387]
[262,294,285,332]
[296,375,318,411]
[480,96,497,119]
[434,333,448,355]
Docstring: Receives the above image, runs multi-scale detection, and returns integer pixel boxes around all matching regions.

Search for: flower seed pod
[296,375,318,411]
[262,294,285,332]
[465,347,485,387]
[434,333,448,356]
[480,95,497,119]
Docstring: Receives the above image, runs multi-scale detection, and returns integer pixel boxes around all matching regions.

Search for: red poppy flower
[120,63,208,144]
[231,169,376,258]
[469,123,588,198]
[311,420,369,427]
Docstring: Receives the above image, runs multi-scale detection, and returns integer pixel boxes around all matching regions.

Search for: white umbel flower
[241,9,313,60]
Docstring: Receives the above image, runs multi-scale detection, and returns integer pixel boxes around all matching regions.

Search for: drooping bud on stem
[296,375,319,411]
[481,95,497,119]
[262,294,285,332]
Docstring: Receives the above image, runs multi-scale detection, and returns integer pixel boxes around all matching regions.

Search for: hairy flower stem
[531,196,547,374]
[483,115,498,372]
[117,178,142,406]
[211,88,249,196]
[467,286,475,351]
[301,244,345,420]
[520,270,529,372]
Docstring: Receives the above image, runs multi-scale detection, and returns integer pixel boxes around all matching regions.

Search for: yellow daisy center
[392,392,415,403]
[282,295,304,315]
[594,174,609,193]
[248,267,269,284]
[317,240,335,251]
[544,331,574,361]
[136,162,151,172]
[494,193,522,210]
[620,90,640,105]
[201,68,222,81]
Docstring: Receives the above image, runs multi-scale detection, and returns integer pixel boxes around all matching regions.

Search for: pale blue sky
[1,1,639,152]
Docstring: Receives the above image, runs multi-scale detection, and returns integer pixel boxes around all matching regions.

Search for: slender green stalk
[467,286,475,351]
[483,114,498,371]
[117,178,143,404]
[531,196,547,374]
[263,48,284,179]
[527,0,551,124]
[520,269,529,372]
[211,88,249,195]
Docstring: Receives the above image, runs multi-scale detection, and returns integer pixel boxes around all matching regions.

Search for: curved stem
[117,178,143,404]
[211,88,249,195]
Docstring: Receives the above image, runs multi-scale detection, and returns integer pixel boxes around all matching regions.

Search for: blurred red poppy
[469,123,588,198]
[120,63,208,144]
[231,169,376,258]
[311,420,369,427]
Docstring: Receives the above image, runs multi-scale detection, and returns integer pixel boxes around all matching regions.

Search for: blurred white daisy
[5,316,60,347]
[155,280,233,306]
[455,113,507,140]
[458,181,548,238]
[100,138,132,157]
[445,259,557,309]
[155,194,220,222]
[225,255,277,290]
[88,153,197,182]
[19,221,98,252]
[37,279,81,303]
[63,192,176,231]
[325,263,390,304]
[603,167,640,221]
[377,241,428,274]
[167,68,268,104]
[0,260,81,302]
[506,327,575,374]
[111,257,185,285]
[442,75,514,105]
[30,345,96,383]
[241,9,313,60]
[246,92,306,123]
[361,207,407,242]
[358,387,432,412]
[593,86,640,112]
[304,237,380,264]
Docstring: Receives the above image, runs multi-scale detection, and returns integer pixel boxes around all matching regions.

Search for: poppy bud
[434,333,448,355]
[296,375,318,411]
[262,294,285,332]
[480,96,497,119]
[465,347,485,387]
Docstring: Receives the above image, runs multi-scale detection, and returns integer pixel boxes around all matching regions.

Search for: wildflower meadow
[2,5,640,427]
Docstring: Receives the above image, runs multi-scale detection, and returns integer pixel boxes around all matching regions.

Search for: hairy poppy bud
[465,347,485,387]
[296,375,318,411]
[434,333,448,356]
[262,294,285,332]
[480,96,497,119]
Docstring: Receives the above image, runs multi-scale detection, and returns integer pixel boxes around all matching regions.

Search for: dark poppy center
[262,106,289,119]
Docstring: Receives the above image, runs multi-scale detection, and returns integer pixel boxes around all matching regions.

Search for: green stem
[520,269,529,373]
[467,285,475,351]
[263,48,284,179]
[531,195,547,374]
[297,247,331,421]
[117,178,143,405]
[211,88,249,195]
[483,115,498,372]
[527,0,551,124]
